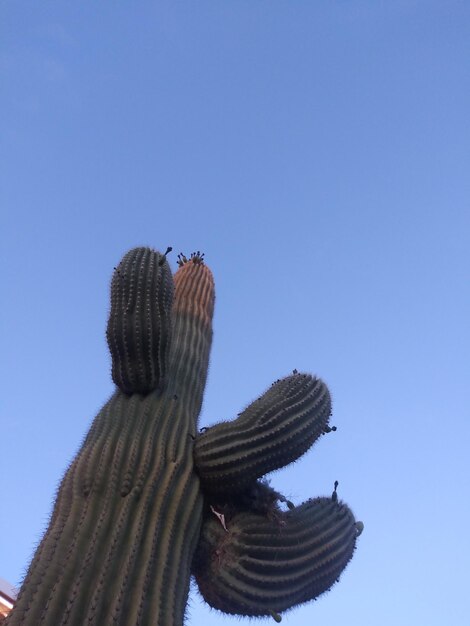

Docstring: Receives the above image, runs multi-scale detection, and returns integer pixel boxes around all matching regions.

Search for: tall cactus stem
[7,249,215,626]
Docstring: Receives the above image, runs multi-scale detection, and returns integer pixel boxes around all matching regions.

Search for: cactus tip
[355,521,364,537]
[177,251,205,267]
[190,251,205,264]
[269,609,282,622]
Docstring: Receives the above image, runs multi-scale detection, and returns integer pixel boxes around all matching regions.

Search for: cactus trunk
[8,254,214,626]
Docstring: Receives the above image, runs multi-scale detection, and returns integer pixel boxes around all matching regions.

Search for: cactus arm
[193,496,360,617]
[194,373,331,494]
[107,247,174,395]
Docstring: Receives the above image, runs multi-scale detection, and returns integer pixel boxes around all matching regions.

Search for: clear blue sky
[1,2,469,625]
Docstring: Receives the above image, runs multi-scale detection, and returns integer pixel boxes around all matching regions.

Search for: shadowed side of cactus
[193,496,360,616]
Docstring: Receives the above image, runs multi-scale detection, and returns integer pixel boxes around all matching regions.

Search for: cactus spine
[7,247,362,626]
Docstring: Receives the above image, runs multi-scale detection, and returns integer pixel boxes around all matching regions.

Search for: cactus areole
[8,247,362,626]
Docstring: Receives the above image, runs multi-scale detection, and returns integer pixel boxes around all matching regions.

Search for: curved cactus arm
[194,373,332,494]
[192,495,362,618]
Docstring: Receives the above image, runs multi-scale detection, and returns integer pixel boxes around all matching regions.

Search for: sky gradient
[1,2,469,625]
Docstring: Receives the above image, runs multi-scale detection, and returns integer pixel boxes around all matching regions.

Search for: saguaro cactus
[7,247,362,626]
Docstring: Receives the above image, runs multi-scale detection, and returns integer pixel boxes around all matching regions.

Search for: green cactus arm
[194,373,331,494]
[193,495,361,618]
[7,250,215,626]
[107,246,174,395]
